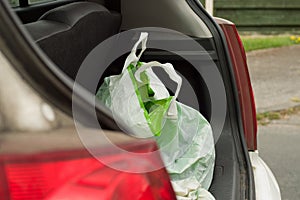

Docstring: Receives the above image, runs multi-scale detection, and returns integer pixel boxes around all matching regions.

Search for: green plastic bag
[96,32,215,200]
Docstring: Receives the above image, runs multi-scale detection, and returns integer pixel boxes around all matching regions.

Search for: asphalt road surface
[258,114,300,200]
[247,45,300,200]
[247,45,300,113]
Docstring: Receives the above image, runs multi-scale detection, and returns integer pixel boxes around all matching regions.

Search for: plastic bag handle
[123,32,148,72]
[135,61,182,116]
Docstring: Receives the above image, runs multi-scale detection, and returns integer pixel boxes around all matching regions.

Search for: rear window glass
[8,0,19,7]
[7,0,56,7]
[29,0,56,5]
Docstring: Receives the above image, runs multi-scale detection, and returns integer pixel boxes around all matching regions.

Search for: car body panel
[249,151,281,200]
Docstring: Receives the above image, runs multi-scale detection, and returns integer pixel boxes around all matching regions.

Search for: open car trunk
[0,0,255,199]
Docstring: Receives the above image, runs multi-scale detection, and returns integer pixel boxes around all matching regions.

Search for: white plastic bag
[97,32,215,200]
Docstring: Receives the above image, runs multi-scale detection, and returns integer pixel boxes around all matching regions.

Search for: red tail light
[0,140,176,200]
[216,17,258,150]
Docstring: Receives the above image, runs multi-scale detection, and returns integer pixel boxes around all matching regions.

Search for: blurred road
[247,45,300,200]
[247,45,300,113]
[258,114,300,200]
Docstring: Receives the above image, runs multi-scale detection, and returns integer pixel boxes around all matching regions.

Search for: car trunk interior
[7,0,251,199]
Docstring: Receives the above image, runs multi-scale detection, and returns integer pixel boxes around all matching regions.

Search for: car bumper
[249,151,281,200]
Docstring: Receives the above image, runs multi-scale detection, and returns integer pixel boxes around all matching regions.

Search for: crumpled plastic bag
[96,32,215,200]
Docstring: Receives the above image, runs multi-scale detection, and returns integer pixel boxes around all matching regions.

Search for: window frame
[9,0,58,8]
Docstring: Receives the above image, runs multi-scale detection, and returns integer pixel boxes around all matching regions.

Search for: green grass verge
[257,106,300,125]
[241,36,300,52]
